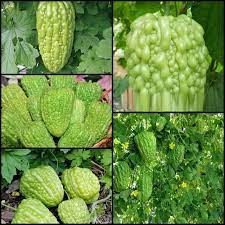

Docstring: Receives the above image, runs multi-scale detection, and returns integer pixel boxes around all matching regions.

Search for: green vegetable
[20,121,56,148]
[1,76,111,148]
[12,198,59,224]
[70,98,86,124]
[138,165,153,202]
[76,82,102,103]
[36,2,75,73]
[20,75,49,97]
[126,13,211,111]
[20,166,64,207]
[27,95,42,121]
[2,84,31,121]
[58,101,111,147]
[41,88,74,137]
[50,75,75,89]
[134,131,157,169]
[61,167,100,203]
[168,144,185,169]
[58,198,90,224]
[114,161,132,192]
[156,116,167,132]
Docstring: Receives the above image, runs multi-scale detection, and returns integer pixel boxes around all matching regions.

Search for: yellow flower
[122,142,129,150]
[169,143,175,149]
[114,138,120,145]
[181,181,187,188]
[131,190,139,197]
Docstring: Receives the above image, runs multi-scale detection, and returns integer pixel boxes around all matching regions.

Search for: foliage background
[1,1,112,74]
[113,1,224,112]
[113,113,224,224]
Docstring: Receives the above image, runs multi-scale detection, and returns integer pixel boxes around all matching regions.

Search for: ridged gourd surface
[61,167,100,203]
[20,166,64,207]
[36,2,75,73]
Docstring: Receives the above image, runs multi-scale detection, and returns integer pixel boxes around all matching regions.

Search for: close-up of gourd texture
[1,75,112,148]
[11,165,100,223]
[126,13,211,111]
[36,1,75,73]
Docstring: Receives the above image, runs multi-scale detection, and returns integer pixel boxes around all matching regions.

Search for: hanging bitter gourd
[36,2,75,73]
[134,131,158,169]
[126,13,211,111]
[138,165,153,202]
[114,161,132,192]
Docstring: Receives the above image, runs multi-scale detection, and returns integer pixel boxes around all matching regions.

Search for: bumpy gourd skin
[61,167,100,204]
[137,165,153,202]
[36,2,75,73]
[134,131,157,169]
[126,13,211,111]
[114,161,132,192]
[20,166,64,207]
[58,198,90,224]
[41,88,74,137]
[12,198,59,224]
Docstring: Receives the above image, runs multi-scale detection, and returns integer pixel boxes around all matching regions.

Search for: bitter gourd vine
[36,2,75,73]
[126,13,211,111]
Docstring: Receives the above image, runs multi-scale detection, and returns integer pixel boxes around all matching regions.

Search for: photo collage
[1,1,224,224]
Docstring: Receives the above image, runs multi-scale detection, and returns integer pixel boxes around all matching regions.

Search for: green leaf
[101,150,112,166]
[15,40,39,68]
[74,28,99,53]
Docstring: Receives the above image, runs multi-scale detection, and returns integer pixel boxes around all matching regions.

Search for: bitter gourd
[168,144,185,169]
[27,95,42,121]
[85,101,112,141]
[137,165,153,202]
[50,75,75,89]
[76,82,102,103]
[70,98,86,124]
[114,161,132,192]
[156,116,167,132]
[41,88,74,137]
[58,102,111,147]
[126,13,211,111]
[2,84,32,122]
[20,75,49,97]
[20,121,56,148]
[36,2,75,73]
[12,198,59,224]
[61,167,100,203]
[2,107,22,147]
[20,166,64,207]
[1,76,111,148]
[134,131,157,169]
[58,198,90,224]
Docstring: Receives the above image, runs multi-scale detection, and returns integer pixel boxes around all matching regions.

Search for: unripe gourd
[61,167,100,204]
[11,198,59,224]
[20,166,64,207]
[114,161,132,192]
[126,13,211,111]
[58,198,90,224]
[36,2,75,73]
